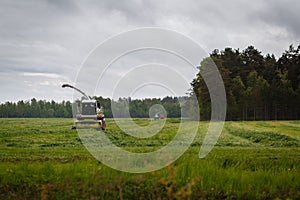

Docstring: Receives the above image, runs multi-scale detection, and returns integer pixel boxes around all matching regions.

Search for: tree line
[97,96,181,118]
[192,45,300,120]
[0,97,182,118]
[0,99,73,118]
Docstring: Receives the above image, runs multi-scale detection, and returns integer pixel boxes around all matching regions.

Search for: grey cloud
[88,0,156,24]
[257,0,300,39]
[0,0,299,102]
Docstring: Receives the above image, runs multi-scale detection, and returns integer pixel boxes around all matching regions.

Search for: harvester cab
[62,84,106,130]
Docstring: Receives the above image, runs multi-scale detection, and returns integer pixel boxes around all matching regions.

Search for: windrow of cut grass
[226,124,300,147]
[225,121,300,147]
[228,120,300,140]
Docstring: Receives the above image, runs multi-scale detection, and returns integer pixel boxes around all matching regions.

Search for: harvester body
[62,84,106,130]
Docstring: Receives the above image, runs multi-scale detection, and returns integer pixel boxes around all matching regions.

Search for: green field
[1,118,300,199]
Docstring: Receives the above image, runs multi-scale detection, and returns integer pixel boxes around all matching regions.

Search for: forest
[192,45,300,120]
[0,45,299,120]
[0,96,181,118]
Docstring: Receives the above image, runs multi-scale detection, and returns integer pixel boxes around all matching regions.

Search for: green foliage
[100,96,182,118]
[0,99,72,118]
[192,45,300,120]
[0,96,183,119]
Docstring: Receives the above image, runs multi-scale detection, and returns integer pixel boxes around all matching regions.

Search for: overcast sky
[0,0,299,103]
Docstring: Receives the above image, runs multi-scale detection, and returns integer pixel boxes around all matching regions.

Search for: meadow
[0,118,300,199]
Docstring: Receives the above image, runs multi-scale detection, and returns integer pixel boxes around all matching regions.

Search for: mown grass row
[226,126,300,147]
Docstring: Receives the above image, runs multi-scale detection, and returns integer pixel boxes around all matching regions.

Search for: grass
[0,118,300,199]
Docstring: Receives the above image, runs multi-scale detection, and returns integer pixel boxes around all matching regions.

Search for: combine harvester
[62,84,106,130]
